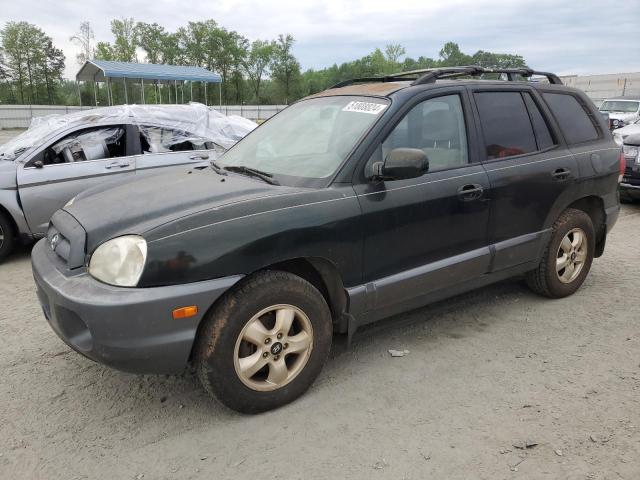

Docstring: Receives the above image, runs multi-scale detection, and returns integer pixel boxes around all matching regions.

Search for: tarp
[0,103,256,161]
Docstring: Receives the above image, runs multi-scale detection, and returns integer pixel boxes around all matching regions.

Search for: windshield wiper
[210,159,228,176]
[224,165,280,185]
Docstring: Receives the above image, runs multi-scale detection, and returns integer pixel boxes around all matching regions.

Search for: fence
[559,72,640,106]
[0,104,287,129]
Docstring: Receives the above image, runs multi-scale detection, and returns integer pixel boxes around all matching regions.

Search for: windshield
[0,122,58,161]
[600,100,640,113]
[220,96,389,186]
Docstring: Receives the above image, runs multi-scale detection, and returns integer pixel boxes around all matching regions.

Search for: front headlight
[623,144,639,164]
[88,235,147,287]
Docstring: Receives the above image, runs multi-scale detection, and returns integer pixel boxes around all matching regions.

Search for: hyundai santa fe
[31,66,622,413]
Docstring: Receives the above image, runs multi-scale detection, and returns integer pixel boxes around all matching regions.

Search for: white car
[599,97,640,130]
[612,118,640,146]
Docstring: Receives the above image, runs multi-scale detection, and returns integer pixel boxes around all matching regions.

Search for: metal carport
[75,60,222,107]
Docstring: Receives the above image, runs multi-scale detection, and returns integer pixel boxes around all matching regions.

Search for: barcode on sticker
[342,101,387,115]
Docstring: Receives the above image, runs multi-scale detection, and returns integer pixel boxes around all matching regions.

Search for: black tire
[195,270,333,413]
[526,208,595,298]
[0,212,15,262]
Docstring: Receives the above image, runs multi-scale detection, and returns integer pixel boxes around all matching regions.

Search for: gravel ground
[0,124,639,478]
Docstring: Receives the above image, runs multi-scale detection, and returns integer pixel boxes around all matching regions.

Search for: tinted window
[523,93,555,150]
[475,91,537,159]
[380,94,468,173]
[543,93,600,144]
[43,127,126,165]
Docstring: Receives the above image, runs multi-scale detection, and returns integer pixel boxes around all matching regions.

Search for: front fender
[139,185,363,288]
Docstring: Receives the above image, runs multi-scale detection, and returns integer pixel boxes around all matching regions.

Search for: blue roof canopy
[76,60,222,83]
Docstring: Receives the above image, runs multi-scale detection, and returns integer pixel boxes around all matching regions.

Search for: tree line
[0,19,527,107]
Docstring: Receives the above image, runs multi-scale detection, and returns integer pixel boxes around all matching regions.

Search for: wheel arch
[564,195,606,257]
[260,257,349,332]
[0,203,20,239]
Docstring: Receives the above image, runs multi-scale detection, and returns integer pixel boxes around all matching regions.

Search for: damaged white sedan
[0,103,256,260]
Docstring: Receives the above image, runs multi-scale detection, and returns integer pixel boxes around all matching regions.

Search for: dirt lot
[0,127,639,478]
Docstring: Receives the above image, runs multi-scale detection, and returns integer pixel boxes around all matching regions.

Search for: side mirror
[34,160,44,169]
[372,148,429,181]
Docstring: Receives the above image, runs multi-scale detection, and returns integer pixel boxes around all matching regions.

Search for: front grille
[47,210,87,269]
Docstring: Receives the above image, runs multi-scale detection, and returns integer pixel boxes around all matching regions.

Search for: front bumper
[31,239,242,374]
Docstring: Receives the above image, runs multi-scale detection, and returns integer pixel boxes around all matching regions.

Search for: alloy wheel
[233,304,314,392]
[556,228,588,284]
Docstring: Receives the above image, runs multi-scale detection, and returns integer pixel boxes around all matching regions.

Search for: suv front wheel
[195,270,333,413]
[526,208,595,298]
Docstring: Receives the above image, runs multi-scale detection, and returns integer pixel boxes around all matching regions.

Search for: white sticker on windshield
[342,101,387,115]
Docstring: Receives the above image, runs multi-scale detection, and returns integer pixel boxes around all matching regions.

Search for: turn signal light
[172,305,198,319]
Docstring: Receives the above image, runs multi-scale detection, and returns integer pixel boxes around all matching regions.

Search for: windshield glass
[0,122,58,161]
[220,96,389,186]
[600,101,640,113]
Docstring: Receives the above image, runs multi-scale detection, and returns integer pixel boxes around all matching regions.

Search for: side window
[543,92,600,144]
[139,126,217,154]
[42,127,126,165]
[380,94,469,173]
[475,91,537,160]
[523,93,555,151]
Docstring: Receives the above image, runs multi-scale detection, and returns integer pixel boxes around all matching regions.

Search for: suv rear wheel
[526,209,595,298]
[0,212,15,262]
[195,270,333,413]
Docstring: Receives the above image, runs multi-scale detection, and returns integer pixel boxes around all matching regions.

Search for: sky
[3,0,640,80]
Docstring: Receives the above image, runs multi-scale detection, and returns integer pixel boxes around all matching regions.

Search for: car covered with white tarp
[0,103,256,260]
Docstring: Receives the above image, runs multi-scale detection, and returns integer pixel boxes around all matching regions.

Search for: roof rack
[330,66,562,89]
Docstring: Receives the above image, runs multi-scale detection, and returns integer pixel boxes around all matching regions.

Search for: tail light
[619,150,625,182]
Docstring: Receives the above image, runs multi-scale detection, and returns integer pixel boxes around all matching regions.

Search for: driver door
[353,90,491,313]
[17,125,135,234]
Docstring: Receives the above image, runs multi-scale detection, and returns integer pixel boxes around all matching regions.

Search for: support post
[181,81,184,104]
[76,81,82,107]
[93,74,98,106]
[190,81,193,102]
[204,82,207,106]
[123,78,128,104]
[219,82,222,109]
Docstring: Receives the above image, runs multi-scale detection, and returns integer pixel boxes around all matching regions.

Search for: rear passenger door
[134,125,224,177]
[470,87,578,271]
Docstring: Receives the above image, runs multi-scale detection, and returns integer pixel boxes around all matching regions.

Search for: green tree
[94,41,115,61]
[438,41,472,66]
[272,34,301,104]
[243,39,274,102]
[136,22,167,64]
[384,43,406,71]
[111,18,137,62]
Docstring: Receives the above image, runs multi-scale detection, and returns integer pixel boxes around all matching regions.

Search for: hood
[64,167,304,251]
[606,112,638,122]
[0,160,17,190]
[613,123,640,146]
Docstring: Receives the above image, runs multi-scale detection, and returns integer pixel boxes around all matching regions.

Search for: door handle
[105,160,129,169]
[457,183,484,201]
[551,168,571,181]
[189,154,209,160]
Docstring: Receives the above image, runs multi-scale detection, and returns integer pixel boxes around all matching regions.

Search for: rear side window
[523,93,555,150]
[543,93,600,144]
[475,91,537,159]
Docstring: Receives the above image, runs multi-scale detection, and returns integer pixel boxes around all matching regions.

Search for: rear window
[475,91,537,159]
[543,93,600,144]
